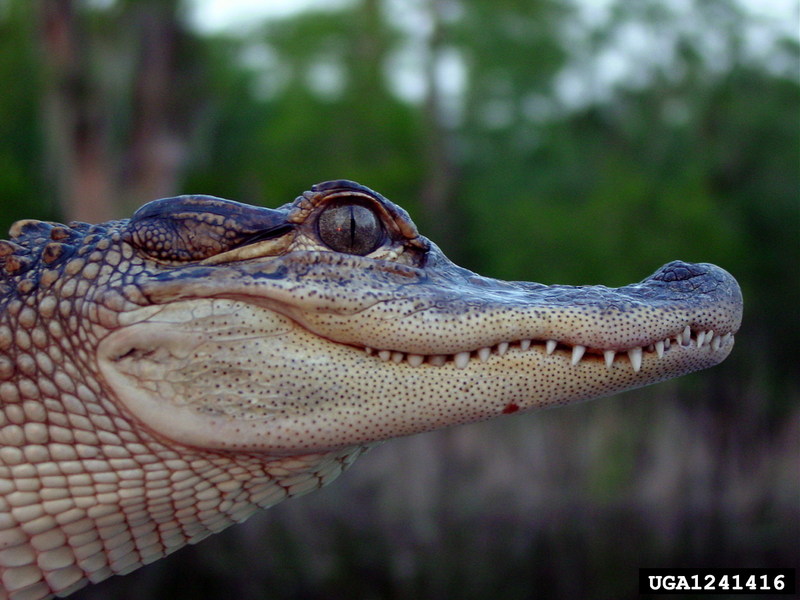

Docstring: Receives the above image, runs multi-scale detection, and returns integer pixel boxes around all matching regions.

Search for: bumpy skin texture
[0,180,742,599]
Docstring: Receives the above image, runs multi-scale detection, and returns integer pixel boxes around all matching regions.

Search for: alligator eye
[317,201,384,255]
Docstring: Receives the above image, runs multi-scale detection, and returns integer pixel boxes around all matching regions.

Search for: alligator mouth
[101,296,739,453]
[141,255,742,378]
[363,326,734,372]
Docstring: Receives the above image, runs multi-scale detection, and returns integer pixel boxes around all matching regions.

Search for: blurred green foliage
[0,0,797,597]
[0,0,47,223]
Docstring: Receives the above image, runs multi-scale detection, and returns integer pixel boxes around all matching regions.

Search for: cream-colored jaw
[98,297,735,453]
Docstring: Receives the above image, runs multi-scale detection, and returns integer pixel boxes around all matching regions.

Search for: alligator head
[0,180,742,598]
[96,180,742,452]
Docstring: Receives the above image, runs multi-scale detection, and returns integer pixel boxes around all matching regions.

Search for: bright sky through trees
[190,0,798,36]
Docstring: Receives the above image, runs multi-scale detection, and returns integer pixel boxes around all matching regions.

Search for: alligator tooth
[365,347,373,355]
[571,345,586,365]
[628,347,643,372]
[429,355,447,366]
[707,330,714,344]
[497,342,509,356]
[391,352,405,363]
[711,336,721,351]
[478,347,492,362]
[682,326,692,346]
[696,331,706,348]
[407,354,424,367]
[722,332,732,345]
[378,350,392,362]
[655,340,665,358]
[546,340,557,355]
[454,351,471,369]
[520,339,531,351]
[664,337,670,349]
[604,350,616,369]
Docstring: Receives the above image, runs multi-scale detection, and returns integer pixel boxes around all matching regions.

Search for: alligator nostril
[652,261,708,282]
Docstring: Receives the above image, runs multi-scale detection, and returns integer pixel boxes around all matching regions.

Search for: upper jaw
[137,244,742,374]
[287,257,742,373]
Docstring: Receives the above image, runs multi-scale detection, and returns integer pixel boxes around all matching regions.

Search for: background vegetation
[1,0,797,598]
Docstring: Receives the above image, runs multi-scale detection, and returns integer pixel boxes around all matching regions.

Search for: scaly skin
[0,180,742,599]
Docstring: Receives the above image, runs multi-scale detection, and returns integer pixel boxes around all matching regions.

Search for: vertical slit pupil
[349,207,357,249]
[317,200,384,255]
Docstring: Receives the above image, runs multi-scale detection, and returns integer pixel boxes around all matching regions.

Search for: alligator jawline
[360,326,735,372]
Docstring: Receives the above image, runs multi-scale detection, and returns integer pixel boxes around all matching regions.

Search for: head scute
[0,219,94,281]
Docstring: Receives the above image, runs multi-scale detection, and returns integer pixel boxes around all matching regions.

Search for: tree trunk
[37,0,195,222]
[419,0,462,260]
[39,0,115,223]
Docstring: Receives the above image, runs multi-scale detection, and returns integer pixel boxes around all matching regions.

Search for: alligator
[0,180,742,599]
